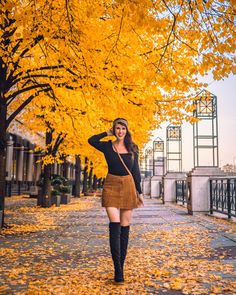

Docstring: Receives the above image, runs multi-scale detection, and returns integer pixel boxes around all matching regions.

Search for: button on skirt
[102,173,138,209]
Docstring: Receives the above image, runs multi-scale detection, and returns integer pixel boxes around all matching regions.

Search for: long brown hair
[112,118,138,157]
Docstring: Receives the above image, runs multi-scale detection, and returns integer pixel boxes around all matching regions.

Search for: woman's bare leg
[105,208,133,224]
[105,207,120,222]
[120,209,133,226]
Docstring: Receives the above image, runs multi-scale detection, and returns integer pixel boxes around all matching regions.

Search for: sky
[147,74,236,172]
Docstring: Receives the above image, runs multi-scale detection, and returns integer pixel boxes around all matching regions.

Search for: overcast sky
[147,74,236,171]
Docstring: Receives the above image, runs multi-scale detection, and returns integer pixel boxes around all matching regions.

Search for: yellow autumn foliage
[1,0,235,177]
[1,196,236,294]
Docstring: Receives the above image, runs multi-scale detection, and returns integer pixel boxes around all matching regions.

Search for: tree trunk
[92,175,97,190]
[74,155,81,197]
[82,167,88,194]
[62,159,67,178]
[88,166,93,190]
[0,100,7,228]
[41,162,52,207]
[97,178,102,189]
[41,130,53,207]
[82,157,88,194]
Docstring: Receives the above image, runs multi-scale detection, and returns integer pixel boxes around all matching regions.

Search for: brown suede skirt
[102,173,138,209]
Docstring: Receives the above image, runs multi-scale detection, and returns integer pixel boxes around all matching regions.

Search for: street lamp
[166,125,182,172]
[193,89,219,168]
[153,137,164,176]
[145,147,153,177]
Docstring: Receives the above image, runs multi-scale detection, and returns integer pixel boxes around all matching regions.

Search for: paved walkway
[0,196,236,294]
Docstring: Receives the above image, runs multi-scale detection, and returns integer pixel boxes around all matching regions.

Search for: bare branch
[7,35,44,82]
[12,74,63,85]
[6,84,51,104]
[105,9,124,63]
[52,133,67,155]
[6,87,51,127]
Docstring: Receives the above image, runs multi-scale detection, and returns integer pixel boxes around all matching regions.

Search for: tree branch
[128,99,143,107]
[7,35,44,82]
[12,74,63,85]
[6,87,51,127]
[6,84,51,104]
[52,133,67,155]
[105,9,124,63]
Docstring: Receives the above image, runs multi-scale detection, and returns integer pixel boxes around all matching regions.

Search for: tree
[1,0,235,226]
[0,0,82,224]
[74,155,81,197]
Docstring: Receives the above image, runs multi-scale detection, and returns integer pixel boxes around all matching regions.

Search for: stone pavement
[0,196,236,295]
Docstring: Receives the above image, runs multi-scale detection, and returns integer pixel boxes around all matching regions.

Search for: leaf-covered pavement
[0,196,236,295]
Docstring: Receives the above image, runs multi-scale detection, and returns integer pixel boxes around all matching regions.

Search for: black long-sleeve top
[88,132,142,193]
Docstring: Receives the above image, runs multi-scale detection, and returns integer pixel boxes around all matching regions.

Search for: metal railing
[5,181,34,197]
[176,180,187,205]
[159,181,164,203]
[210,177,236,218]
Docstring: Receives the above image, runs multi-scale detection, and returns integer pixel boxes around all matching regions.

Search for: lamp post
[186,89,224,215]
[163,127,185,204]
[148,138,165,199]
[152,137,164,176]
[166,125,182,172]
[145,147,153,177]
[193,89,218,167]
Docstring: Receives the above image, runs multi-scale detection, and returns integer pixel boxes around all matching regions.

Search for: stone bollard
[6,139,14,182]
[143,177,151,197]
[61,193,71,204]
[51,195,61,207]
[150,175,163,198]
[187,167,226,214]
[163,172,187,203]
[29,186,39,198]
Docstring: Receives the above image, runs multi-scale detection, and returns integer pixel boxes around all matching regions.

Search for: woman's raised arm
[88,132,109,152]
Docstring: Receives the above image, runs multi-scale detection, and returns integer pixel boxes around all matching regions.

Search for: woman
[88,118,144,284]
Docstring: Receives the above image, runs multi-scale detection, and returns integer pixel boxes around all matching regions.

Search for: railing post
[227,179,231,219]
[18,182,21,195]
[160,181,164,204]
[9,181,12,197]
[210,179,213,214]
[184,181,187,205]
[234,179,236,215]
[175,181,177,203]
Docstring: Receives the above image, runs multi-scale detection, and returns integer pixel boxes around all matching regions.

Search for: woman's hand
[137,193,144,207]
[106,128,113,136]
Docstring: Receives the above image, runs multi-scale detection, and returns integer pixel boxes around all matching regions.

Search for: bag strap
[113,143,141,200]
[112,144,132,177]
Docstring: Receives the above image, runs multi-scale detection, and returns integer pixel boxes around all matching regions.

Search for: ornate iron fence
[176,180,187,205]
[210,177,236,218]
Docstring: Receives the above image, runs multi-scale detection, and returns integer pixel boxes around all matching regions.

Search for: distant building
[222,164,236,175]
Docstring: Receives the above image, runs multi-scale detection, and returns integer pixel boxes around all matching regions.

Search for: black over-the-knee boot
[120,225,130,274]
[109,222,124,283]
